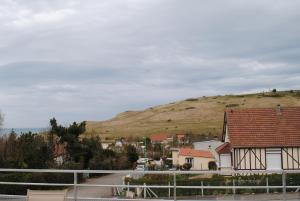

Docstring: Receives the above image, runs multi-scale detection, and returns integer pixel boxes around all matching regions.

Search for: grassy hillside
[85,90,300,139]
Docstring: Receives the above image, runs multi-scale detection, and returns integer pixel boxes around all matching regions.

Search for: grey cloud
[0,0,300,127]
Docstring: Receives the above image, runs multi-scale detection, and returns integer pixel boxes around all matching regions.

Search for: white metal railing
[0,169,300,201]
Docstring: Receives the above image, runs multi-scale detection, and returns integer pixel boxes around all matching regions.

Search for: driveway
[67,173,125,198]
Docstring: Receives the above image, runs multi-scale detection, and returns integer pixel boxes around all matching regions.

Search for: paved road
[67,173,125,198]
[0,173,126,201]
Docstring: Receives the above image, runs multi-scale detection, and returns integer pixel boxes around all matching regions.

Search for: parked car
[135,164,145,171]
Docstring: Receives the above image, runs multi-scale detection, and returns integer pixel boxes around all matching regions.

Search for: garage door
[266,148,282,170]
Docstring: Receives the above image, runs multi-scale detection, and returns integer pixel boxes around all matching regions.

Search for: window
[185,157,194,165]
[266,148,281,170]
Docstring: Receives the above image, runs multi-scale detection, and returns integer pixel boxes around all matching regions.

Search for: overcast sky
[1,0,300,128]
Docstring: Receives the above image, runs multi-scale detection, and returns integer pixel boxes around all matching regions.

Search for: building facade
[172,148,216,170]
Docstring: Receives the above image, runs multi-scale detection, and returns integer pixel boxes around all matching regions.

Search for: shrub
[225,103,239,107]
[185,107,196,110]
[181,163,192,170]
[185,98,198,101]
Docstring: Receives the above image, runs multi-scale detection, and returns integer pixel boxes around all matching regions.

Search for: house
[101,140,114,149]
[53,142,66,165]
[194,140,223,165]
[150,133,172,144]
[216,106,300,171]
[215,142,232,171]
[115,138,125,147]
[176,133,189,145]
[172,147,216,170]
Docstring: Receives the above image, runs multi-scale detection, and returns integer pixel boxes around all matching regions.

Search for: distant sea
[0,128,48,135]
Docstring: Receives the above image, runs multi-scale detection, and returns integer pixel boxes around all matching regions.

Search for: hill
[85,90,300,139]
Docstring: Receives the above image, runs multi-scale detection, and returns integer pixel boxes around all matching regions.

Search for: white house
[216,106,300,171]
[172,147,216,170]
[194,140,223,165]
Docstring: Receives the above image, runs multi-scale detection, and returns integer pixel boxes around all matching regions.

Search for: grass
[85,90,300,139]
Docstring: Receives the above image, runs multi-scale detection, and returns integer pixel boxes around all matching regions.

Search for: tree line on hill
[0,118,138,170]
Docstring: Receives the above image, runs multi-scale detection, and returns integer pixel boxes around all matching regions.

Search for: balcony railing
[0,169,300,201]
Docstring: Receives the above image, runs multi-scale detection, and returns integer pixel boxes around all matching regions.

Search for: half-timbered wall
[233,147,300,170]
[282,147,300,170]
[233,148,266,170]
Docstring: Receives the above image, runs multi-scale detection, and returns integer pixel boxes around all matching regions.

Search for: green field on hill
[85,90,300,139]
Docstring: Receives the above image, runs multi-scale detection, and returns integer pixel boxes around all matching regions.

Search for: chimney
[277,104,282,115]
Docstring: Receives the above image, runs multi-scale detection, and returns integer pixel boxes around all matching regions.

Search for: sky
[0,0,300,128]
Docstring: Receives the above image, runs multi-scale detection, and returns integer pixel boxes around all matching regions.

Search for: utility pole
[144,137,147,158]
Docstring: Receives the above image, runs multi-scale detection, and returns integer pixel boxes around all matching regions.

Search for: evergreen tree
[126,144,138,167]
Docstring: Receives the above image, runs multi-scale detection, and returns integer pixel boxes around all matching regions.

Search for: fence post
[168,181,171,198]
[266,176,269,194]
[173,172,177,201]
[144,183,147,198]
[233,178,236,195]
[127,182,130,195]
[282,172,286,201]
[73,172,78,201]
[201,181,204,197]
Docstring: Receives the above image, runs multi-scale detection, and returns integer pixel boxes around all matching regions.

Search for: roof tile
[179,148,214,158]
[226,107,300,147]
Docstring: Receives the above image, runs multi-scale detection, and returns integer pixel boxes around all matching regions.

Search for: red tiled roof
[215,142,231,154]
[179,148,214,158]
[150,133,169,142]
[225,107,300,148]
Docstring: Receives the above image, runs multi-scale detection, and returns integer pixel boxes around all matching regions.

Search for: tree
[17,132,50,168]
[89,149,117,170]
[181,163,192,170]
[153,143,162,152]
[153,143,163,160]
[50,118,86,163]
[0,130,51,168]
[5,130,18,162]
[0,111,3,129]
[208,161,217,170]
[126,144,138,167]
[0,130,19,168]
[172,135,178,147]
[81,136,103,168]
[144,137,152,150]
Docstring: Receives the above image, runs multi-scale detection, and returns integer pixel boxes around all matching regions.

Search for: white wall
[224,126,230,142]
[178,155,215,170]
[220,154,231,168]
[172,150,179,165]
